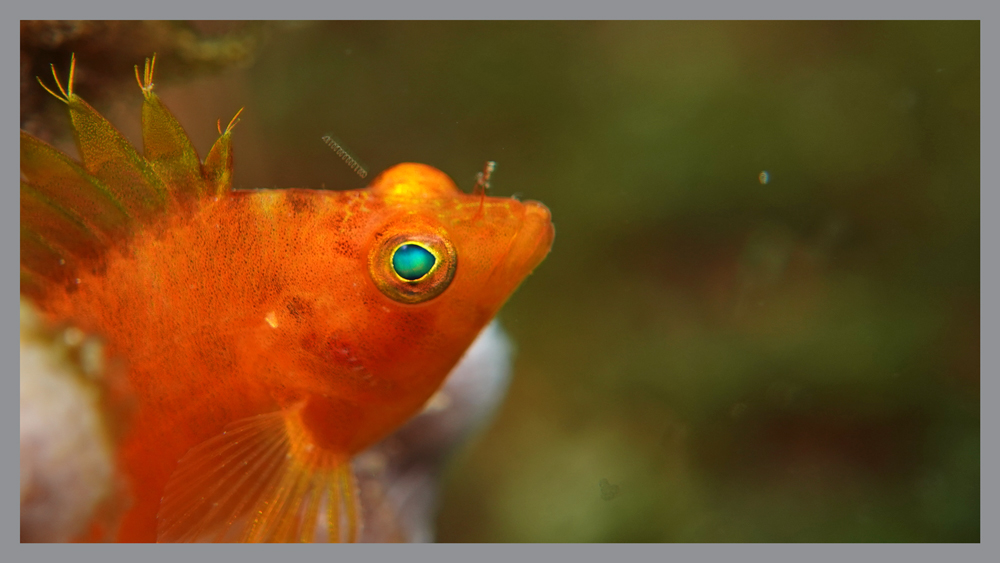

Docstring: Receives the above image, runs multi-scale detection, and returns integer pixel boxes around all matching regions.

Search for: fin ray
[21,182,106,263]
[157,417,289,542]
[157,406,362,543]
[203,108,241,197]
[21,131,132,239]
[63,93,169,218]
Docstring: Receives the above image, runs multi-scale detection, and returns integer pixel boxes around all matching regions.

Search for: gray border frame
[9,3,991,561]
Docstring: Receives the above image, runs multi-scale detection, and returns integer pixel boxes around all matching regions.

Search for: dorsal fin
[20,131,132,239]
[136,55,207,203]
[21,182,107,263]
[37,54,169,219]
[21,54,241,300]
[204,108,242,197]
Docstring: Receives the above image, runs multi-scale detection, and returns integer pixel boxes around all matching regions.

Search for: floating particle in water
[321,134,368,179]
[599,478,620,501]
[759,171,770,185]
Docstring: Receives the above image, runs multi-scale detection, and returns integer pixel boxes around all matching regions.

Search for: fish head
[280,163,552,451]
[366,163,554,312]
[357,163,554,386]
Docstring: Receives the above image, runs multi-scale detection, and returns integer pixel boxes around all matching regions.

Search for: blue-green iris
[392,243,436,281]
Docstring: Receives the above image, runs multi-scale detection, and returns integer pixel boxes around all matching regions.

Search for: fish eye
[392,243,437,281]
[369,230,456,304]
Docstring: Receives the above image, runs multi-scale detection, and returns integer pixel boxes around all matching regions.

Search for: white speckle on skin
[265,311,279,328]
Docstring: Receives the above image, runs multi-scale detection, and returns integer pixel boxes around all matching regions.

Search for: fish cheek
[291,325,384,400]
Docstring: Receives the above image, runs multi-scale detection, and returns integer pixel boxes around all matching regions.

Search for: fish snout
[501,200,554,283]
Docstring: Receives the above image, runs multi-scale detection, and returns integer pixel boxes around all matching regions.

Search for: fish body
[21,57,553,542]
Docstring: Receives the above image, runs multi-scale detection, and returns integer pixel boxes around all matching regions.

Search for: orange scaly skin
[22,57,553,542]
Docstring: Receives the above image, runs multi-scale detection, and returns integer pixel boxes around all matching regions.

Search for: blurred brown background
[22,20,979,542]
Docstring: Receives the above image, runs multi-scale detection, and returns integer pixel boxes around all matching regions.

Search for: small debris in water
[599,478,620,501]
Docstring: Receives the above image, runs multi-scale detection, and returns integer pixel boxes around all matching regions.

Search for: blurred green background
[24,20,980,542]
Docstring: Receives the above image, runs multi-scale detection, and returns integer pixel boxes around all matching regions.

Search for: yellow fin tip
[37,54,77,104]
[225,107,244,134]
[36,75,66,103]
[135,53,157,97]
[67,53,75,97]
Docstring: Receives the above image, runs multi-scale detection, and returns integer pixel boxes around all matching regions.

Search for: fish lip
[498,199,554,280]
[521,200,554,261]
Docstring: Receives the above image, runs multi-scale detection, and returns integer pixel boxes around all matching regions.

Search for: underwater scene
[20,21,978,542]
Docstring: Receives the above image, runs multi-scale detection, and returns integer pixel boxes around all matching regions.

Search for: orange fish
[20,55,554,542]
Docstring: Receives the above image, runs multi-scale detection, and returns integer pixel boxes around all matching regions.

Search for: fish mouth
[519,200,555,271]
[497,200,554,285]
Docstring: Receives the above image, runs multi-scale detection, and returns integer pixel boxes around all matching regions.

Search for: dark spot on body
[286,295,313,319]
[285,192,315,214]
[331,239,357,258]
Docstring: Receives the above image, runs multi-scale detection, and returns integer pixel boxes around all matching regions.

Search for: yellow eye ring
[369,230,457,304]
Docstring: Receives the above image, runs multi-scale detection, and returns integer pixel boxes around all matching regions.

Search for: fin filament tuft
[135,54,157,97]
[37,53,76,103]
[225,108,244,135]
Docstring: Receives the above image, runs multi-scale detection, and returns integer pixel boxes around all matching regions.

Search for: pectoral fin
[156,405,361,543]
